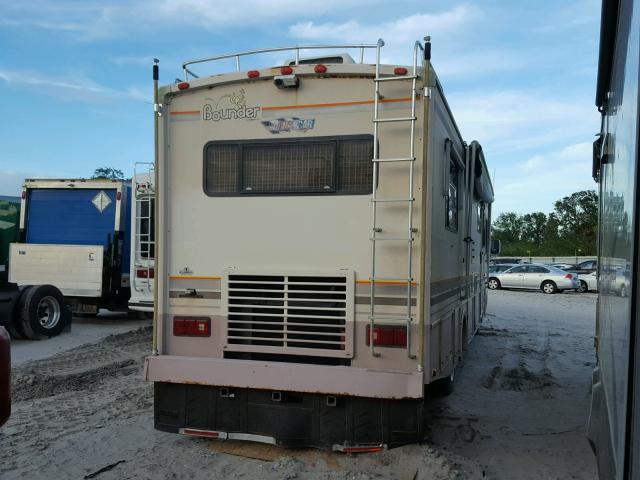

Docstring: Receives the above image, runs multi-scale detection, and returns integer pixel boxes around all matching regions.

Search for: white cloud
[0,0,381,40]
[0,68,146,103]
[494,141,596,215]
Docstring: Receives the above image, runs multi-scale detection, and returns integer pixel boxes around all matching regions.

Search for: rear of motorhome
[145,38,494,450]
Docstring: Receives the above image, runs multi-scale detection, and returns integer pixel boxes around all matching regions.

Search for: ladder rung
[372,157,415,163]
[373,117,417,123]
[370,237,413,242]
[369,277,413,282]
[369,315,413,321]
[374,75,418,82]
[371,198,414,203]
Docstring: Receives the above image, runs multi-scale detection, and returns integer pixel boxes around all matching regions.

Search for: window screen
[204,136,373,196]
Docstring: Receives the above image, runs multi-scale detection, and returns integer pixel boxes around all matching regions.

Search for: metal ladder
[368,38,426,358]
[133,162,156,293]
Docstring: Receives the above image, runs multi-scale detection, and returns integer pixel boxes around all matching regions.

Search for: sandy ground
[0,290,598,479]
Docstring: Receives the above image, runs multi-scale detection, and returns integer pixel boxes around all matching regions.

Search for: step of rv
[372,157,415,163]
[374,75,418,82]
[373,116,417,123]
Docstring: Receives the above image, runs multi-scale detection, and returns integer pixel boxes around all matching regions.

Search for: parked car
[577,271,598,293]
[0,325,9,427]
[489,263,518,274]
[569,259,598,275]
[487,263,580,294]
[550,262,578,271]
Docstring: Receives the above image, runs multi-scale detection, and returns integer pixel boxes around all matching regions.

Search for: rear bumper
[154,382,424,449]
[145,355,424,399]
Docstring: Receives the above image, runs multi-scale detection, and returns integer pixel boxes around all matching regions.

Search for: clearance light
[173,316,211,337]
[280,66,293,75]
[565,273,574,279]
[393,67,408,75]
[314,64,327,73]
[116,191,122,200]
[21,191,26,199]
[365,325,407,347]
[136,268,155,279]
[247,70,260,78]
[177,82,190,90]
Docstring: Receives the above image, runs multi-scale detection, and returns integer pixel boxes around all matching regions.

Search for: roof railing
[181,40,384,80]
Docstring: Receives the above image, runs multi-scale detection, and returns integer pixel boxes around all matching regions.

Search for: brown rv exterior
[145,40,494,449]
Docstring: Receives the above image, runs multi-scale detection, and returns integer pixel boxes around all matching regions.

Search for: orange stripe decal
[262,97,412,112]
[170,110,200,116]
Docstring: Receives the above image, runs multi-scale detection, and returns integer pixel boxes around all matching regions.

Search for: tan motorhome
[145,38,494,451]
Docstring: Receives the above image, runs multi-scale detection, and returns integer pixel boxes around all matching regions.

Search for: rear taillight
[314,64,327,73]
[393,66,408,75]
[177,82,190,90]
[173,316,210,337]
[247,70,260,78]
[565,273,573,279]
[365,325,407,347]
[136,268,154,279]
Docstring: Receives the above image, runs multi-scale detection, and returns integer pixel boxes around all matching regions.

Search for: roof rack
[181,40,384,80]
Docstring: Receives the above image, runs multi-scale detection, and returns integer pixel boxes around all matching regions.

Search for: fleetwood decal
[261,117,316,134]
[203,89,260,122]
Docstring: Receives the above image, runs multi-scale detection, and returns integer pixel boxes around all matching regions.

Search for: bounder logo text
[202,89,260,121]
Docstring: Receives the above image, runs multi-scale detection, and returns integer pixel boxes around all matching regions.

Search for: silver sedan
[487,264,580,294]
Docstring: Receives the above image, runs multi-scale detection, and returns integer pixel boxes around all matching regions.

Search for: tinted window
[509,266,527,273]
[528,266,548,273]
[446,160,459,231]
[204,136,373,196]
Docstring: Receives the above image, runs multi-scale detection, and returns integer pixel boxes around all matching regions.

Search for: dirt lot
[0,290,598,479]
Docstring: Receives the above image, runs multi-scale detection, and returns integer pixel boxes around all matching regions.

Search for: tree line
[492,190,597,256]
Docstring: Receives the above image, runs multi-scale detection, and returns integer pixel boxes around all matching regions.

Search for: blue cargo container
[13,179,132,312]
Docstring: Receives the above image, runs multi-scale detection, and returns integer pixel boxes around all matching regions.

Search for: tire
[20,285,70,339]
[577,281,588,293]
[487,278,500,290]
[432,370,455,396]
[6,319,26,340]
[541,281,557,294]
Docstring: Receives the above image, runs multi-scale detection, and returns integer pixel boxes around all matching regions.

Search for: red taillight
[181,428,221,438]
[247,70,260,78]
[173,316,210,337]
[314,64,327,73]
[565,273,573,279]
[116,191,122,200]
[280,66,293,75]
[393,67,408,75]
[177,82,190,90]
[136,268,154,279]
[365,325,407,347]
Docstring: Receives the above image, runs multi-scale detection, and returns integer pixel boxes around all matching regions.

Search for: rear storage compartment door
[26,188,116,247]
[9,244,104,297]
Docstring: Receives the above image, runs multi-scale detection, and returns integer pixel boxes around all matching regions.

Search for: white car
[577,271,598,293]
[487,264,580,294]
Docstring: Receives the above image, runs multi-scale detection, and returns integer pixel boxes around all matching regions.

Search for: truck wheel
[20,285,70,339]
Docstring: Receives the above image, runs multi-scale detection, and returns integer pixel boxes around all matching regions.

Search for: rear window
[204,136,373,196]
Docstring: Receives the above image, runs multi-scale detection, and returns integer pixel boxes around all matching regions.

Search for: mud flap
[154,383,424,449]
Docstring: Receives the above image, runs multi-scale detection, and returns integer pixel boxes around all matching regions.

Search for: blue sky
[0,0,600,216]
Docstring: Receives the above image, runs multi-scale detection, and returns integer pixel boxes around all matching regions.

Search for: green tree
[91,167,124,180]
[521,212,547,246]
[553,190,598,255]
